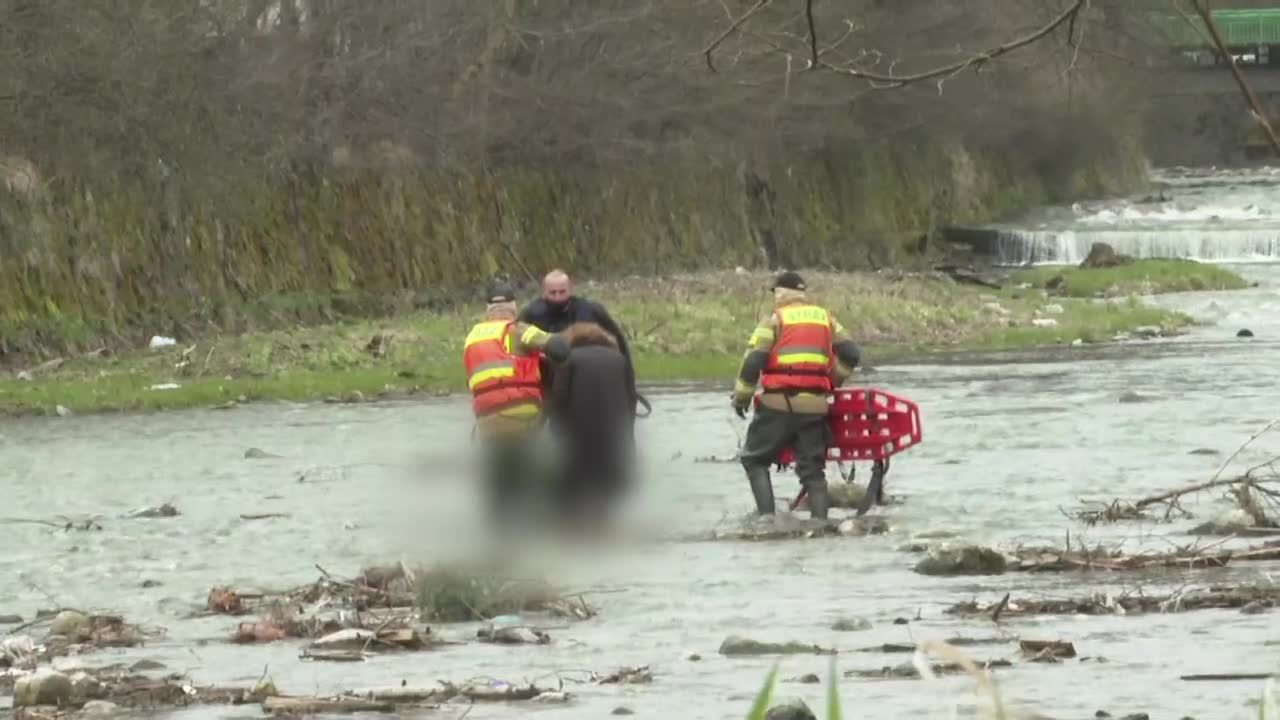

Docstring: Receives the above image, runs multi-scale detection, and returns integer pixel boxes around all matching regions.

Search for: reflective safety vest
[463,320,543,417]
[760,304,834,394]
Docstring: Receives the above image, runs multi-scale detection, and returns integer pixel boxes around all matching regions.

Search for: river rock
[718,636,835,656]
[1031,318,1057,328]
[1079,242,1133,269]
[14,669,73,707]
[828,482,866,508]
[70,670,105,699]
[1118,391,1155,404]
[82,700,120,715]
[1188,448,1219,455]
[1188,509,1260,536]
[479,626,549,645]
[831,617,872,632]
[837,517,889,536]
[1042,303,1065,315]
[1238,329,1254,338]
[766,698,817,720]
[55,404,72,417]
[49,610,92,641]
[244,447,281,459]
[0,614,22,624]
[612,707,635,716]
[914,545,1007,576]
[1132,326,1162,339]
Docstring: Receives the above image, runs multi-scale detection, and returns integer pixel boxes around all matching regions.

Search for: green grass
[1011,258,1249,298]
[0,267,1221,416]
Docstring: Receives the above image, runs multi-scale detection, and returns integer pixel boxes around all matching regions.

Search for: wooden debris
[207,587,245,615]
[300,649,366,662]
[598,666,653,685]
[1181,673,1273,681]
[947,585,1280,618]
[845,658,1012,680]
[263,696,396,715]
[232,620,287,644]
[1019,639,1077,662]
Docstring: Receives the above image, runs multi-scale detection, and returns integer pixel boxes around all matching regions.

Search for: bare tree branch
[704,0,773,72]
[708,0,1088,89]
[803,0,819,70]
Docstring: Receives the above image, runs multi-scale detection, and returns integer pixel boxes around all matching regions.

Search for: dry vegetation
[0,1,1181,364]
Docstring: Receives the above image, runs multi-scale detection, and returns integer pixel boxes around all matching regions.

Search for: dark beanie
[772,270,806,291]
[486,282,517,304]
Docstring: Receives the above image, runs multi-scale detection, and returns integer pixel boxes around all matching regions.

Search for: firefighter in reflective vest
[730,271,862,519]
[464,282,570,523]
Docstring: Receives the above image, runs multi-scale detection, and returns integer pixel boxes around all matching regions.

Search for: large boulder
[1079,242,1134,269]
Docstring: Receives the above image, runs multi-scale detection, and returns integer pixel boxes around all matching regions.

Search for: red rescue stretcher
[755,387,922,516]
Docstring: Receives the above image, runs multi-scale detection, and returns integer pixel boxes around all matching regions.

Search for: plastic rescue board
[754,387,923,514]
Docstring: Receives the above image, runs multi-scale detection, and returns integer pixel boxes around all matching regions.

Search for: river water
[3,169,1280,719]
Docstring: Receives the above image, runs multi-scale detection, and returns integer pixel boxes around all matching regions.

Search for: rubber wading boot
[746,466,776,514]
[805,480,830,521]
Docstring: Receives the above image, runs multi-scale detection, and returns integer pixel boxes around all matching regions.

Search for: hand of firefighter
[731,393,750,419]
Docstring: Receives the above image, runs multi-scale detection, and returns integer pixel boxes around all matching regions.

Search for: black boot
[805,480,830,521]
[745,465,776,514]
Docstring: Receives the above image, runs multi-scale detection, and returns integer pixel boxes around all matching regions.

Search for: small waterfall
[993,228,1280,266]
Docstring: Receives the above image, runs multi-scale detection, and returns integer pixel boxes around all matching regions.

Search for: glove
[731,394,750,419]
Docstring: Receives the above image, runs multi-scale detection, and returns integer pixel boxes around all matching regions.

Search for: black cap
[486,282,517,304]
[772,270,806,291]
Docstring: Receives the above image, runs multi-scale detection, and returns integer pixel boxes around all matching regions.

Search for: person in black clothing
[548,321,637,528]
[518,269,638,410]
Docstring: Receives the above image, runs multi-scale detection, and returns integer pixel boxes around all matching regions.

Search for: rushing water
[4,171,1280,719]
[990,166,1280,265]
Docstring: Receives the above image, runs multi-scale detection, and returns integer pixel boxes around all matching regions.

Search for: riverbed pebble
[766,698,817,720]
[14,669,73,707]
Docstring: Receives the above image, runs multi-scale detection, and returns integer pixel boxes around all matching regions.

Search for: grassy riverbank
[0,261,1243,416]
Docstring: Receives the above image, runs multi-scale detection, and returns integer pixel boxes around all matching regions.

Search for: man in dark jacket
[519,269,638,409]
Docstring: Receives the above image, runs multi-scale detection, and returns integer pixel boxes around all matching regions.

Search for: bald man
[519,269,633,376]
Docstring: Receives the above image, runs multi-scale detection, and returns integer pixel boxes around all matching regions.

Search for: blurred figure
[548,321,637,531]
[463,282,569,529]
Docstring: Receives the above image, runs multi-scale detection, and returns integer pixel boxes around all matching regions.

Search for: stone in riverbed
[830,617,872,632]
[0,614,22,624]
[766,698,817,720]
[913,545,1007,576]
[719,636,836,656]
[14,669,73,707]
[49,610,92,641]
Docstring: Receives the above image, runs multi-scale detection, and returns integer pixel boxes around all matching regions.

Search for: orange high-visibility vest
[760,304,834,393]
[463,320,543,416]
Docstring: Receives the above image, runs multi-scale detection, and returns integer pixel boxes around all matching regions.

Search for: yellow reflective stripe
[747,326,775,348]
[775,352,829,366]
[465,321,509,348]
[498,402,541,418]
[468,365,516,389]
[778,305,829,326]
[520,325,548,348]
